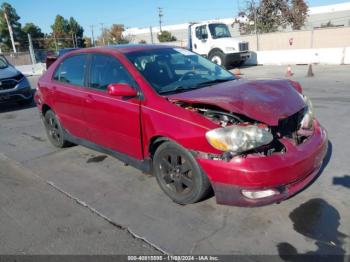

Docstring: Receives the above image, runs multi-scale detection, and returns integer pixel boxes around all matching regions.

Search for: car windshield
[125,48,235,95]
[0,56,8,69]
[208,24,232,39]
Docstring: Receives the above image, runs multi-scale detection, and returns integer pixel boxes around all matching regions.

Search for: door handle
[194,44,197,49]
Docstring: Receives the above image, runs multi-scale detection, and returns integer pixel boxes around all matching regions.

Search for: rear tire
[43,110,72,148]
[153,141,211,205]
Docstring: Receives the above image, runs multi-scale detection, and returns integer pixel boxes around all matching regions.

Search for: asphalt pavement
[0,65,349,257]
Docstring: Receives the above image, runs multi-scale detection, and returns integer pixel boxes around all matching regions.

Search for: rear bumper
[196,121,328,207]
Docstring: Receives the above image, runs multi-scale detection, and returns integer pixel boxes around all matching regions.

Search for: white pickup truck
[187,22,250,69]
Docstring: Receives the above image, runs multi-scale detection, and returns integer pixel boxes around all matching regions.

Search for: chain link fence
[0,35,79,66]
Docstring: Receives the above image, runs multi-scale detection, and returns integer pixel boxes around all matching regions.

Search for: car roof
[103,44,178,53]
[68,44,179,56]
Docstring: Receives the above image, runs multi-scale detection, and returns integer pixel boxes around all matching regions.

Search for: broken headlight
[300,95,314,130]
[205,125,273,153]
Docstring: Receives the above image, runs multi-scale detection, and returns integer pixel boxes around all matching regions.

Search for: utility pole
[90,25,95,46]
[100,23,105,45]
[158,7,163,32]
[75,34,78,47]
[72,33,76,48]
[150,26,154,44]
[252,1,259,51]
[3,9,17,53]
[53,33,58,52]
[27,34,36,64]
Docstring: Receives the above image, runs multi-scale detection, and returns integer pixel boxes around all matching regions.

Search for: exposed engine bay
[174,101,313,160]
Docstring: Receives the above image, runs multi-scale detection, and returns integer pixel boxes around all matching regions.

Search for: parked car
[35,45,328,207]
[45,48,80,69]
[0,55,33,105]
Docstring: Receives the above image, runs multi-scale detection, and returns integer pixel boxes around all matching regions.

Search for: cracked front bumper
[196,121,328,207]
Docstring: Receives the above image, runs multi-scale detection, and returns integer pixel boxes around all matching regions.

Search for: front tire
[43,110,71,148]
[153,141,211,205]
[209,50,225,68]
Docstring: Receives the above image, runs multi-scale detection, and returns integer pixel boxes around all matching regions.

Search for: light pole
[250,0,259,51]
[158,7,163,32]
[100,23,105,45]
[3,8,17,53]
[90,25,95,46]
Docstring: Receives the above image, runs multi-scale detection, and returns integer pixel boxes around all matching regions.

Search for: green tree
[109,24,129,44]
[98,24,129,45]
[22,22,44,48]
[83,36,92,47]
[286,0,308,30]
[50,15,85,48]
[240,0,308,34]
[50,15,70,48]
[157,30,177,42]
[0,2,25,51]
[68,17,84,47]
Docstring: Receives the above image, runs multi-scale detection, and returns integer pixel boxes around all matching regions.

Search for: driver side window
[195,25,208,40]
[89,54,134,91]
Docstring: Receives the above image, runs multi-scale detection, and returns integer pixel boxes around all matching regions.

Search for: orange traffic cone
[233,68,241,77]
[286,65,294,77]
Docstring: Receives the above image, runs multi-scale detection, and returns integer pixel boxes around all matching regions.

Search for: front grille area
[0,78,20,91]
[239,42,249,52]
[0,73,23,91]
[274,109,305,139]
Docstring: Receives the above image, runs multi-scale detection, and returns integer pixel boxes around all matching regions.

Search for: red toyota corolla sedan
[35,45,328,207]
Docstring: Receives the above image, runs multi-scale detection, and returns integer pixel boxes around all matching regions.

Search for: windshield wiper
[159,85,187,95]
[159,78,234,95]
[194,78,234,88]
[159,84,206,95]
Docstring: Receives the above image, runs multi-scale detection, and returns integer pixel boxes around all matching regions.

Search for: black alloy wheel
[153,141,211,204]
[44,110,71,148]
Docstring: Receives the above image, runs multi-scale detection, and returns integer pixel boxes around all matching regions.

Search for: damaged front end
[173,99,315,161]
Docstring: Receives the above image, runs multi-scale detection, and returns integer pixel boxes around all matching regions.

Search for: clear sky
[3,0,349,36]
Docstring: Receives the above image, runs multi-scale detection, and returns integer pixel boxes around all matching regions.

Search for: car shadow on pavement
[277,198,348,262]
[0,101,36,113]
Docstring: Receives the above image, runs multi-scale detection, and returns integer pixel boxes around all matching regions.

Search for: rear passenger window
[53,54,87,86]
[89,54,134,91]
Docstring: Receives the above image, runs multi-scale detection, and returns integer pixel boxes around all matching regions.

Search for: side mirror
[107,83,138,97]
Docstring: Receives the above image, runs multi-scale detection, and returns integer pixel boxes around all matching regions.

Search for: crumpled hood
[0,65,20,79]
[167,79,306,126]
